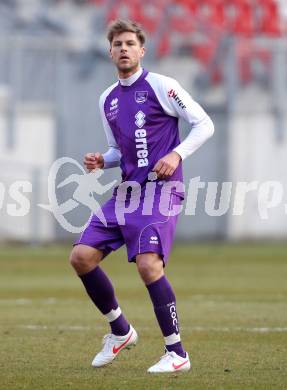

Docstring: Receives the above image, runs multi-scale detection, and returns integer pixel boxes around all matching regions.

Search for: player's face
[110,32,145,78]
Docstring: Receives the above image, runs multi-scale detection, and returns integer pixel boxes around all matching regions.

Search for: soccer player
[69,19,214,373]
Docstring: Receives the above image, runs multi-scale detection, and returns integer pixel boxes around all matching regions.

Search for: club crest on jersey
[168,89,186,109]
[135,91,148,104]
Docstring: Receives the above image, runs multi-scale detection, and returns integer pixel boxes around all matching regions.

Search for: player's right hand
[84,152,104,172]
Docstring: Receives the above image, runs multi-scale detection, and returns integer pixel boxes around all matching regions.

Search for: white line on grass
[16,325,287,333]
[2,297,287,305]
[190,326,287,333]
[23,325,91,331]
[0,298,58,305]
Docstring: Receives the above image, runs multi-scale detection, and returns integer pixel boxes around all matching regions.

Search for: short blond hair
[107,19,146,46]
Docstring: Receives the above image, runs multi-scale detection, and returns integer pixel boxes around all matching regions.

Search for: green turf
[0,243,287,389]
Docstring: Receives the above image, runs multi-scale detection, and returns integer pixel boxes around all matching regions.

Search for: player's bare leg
[70,244,103,275]
[136,253,190,373]
[70,245,137,367]
[136,252,164,284]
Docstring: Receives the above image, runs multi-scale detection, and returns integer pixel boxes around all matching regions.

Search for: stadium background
[1,0,287,242]
[0,1,287,389]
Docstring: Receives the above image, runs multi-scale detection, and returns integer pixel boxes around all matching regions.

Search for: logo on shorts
[149,236,159,244]
[135,91,148,104]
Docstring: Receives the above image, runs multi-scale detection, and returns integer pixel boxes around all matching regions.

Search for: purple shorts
[74,192,182,265]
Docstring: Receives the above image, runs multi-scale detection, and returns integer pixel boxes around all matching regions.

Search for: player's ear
[140,46,145,58]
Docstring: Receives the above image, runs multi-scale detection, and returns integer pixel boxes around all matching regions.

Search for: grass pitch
[0,243,287,389]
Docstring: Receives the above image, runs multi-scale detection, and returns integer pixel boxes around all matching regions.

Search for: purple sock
[80,266,130,336]
[146,275,186,358]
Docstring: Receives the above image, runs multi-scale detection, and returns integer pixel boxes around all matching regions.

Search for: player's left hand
[152,151,182,179]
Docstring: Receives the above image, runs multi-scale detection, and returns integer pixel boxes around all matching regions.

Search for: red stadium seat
[258,0,281,36]
[157,32,171,57]
[134,1,167,33]
[197,0,225,27]
[237,41,253,84]
[175,0,198,14]
[224,0,255,36]
[172,0,224,80]
[171,0,225,36]
[191,40,223,83]
[237,40,273,84]
[192,43,215,64]
[106,0,165,33]
[169,2,196,34]
[88,0,105,4]
[107,0,138,24]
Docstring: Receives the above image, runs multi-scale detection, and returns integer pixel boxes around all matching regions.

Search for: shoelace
[101,334,113,352]
[159,351,174,363]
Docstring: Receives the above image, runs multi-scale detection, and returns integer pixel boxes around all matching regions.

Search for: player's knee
[70,245,103,274]
[136,260,150,279]
[70,246,86,270]
[136,254,163,284]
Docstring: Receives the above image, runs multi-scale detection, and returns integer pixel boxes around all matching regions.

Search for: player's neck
[118,65,142,80]
[118,67,143,87]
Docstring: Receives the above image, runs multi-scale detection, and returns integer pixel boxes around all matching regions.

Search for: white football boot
[92,325,138,367]
[147,350,191,373]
